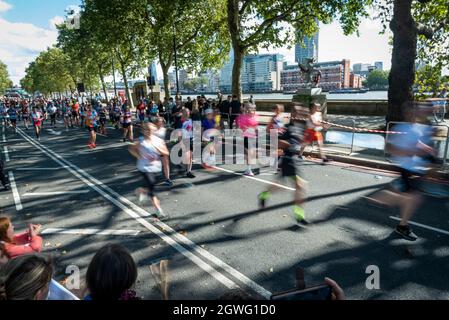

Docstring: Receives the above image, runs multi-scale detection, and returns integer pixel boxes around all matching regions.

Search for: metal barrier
[385,121,449,168]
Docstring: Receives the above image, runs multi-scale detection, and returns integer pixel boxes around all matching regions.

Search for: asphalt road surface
[1,120,449,300]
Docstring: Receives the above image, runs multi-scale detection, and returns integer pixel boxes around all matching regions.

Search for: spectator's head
[0,254,53,300]
[0,217,14,243]
[243,103,256,115]
[227,95,232,101]
[182,108,191,120]
[86,244,137,300]
[272,104,284,114]
[169,97,174,102]
[205,109,214,120]
[232,95,238,101]
[310,103,321,113]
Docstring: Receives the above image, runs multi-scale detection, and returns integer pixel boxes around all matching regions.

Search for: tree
[415,64,445,98]
[57,14,111,100]
[226,0,372,101]
[140,0,230,99]
[376,0,449,122]
[82,0,151,108]
[366,70,389,90]
[0,61,13,94]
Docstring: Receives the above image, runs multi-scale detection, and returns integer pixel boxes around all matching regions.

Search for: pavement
[1,119,449,300]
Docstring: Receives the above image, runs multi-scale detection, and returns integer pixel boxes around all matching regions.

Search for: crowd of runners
[0,93,445,241]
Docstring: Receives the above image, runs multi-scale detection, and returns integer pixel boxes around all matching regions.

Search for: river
[182,91,388,101]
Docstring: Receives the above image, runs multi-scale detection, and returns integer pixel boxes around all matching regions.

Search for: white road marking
[42,228,140,236]
[3,146,10,162]
[23,190,90,196]
[17,128,258,295]
[15,167,69,171]
[8,172,22,211]
[389,216,449,236]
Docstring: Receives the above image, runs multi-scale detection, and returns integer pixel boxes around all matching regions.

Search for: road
[1,120,449,300]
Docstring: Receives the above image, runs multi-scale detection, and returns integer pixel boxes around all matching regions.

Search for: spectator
[325,278,345,300]
[84,244,139,300]
[185,97,193,111]
[0,217,43,259]
[229,95,242,129]
[0,254,53,300]
[220,95,232,116]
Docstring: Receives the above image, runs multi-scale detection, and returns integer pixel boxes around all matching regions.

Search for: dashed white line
[8,172,22,211]
[23,190,90,196]
[42,228,141,236]
[3,146,10,162]
[15,167,69,171]
[389,216,449,236]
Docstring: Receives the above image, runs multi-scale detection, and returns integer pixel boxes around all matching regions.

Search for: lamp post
[173,24,180,96]
[112,55,117,98]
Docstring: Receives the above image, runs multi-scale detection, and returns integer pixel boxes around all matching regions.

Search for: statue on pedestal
[298,58,322,88]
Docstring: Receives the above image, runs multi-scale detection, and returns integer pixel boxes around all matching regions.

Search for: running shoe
[244,169,255,176]
[258,191,270,209]
[135,189,147,203]
[88,144,94,149]
[164,179,174,187]
[186,171,196,178]
[293,205,307,222]
[395,225,418,241]
[155,208,168,219]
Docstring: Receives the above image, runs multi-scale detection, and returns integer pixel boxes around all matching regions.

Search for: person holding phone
[0,217,43,259]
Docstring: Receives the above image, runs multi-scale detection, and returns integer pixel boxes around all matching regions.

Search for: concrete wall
[251,99,388,116]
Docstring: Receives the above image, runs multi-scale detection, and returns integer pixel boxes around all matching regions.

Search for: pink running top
[237,114,258,138]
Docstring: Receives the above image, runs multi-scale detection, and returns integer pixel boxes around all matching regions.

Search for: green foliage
[366,70,389,90]
[0,61,13,94]
[415,64,447,98]
[21,48,75,95]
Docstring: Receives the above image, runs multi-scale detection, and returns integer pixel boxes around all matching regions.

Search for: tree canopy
[0,61,13,94]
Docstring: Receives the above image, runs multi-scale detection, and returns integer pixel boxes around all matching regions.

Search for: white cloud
[0,0,12,13]
[0,18,58,84]
[49,15,65,31]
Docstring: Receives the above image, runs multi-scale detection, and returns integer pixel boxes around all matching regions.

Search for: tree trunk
[227,0,244,102]
[98,64,108,102]
[161,62,171,100]
[387,0,417,123]
[118,62,134,109]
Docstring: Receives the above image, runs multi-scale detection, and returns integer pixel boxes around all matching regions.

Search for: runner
[299,103,330,163]
[366,106,437,241]
[112,101,122,129]
[258,104,309,224]
[98,104,108,136]
[121,105,134,143]
[136,99,146,125]
[201,109,221,169]
[267,104,286,172]
[71,99,80,127]
[21,100,30,130]
[31,106,44,141]
[85,104,98,149]
[62,100,71,131]
[236,103,259,176]
[180,109,195,178]
[47,102,57,127]
[7,104,18,133]
[154,117,174,187]
[0,101,7,127]
[129,122,169,219]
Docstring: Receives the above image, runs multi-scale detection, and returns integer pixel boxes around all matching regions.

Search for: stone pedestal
[292,87,328,118]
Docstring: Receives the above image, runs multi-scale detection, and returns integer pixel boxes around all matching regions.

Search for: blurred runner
[236,103,259,176]
[258,104,309,224]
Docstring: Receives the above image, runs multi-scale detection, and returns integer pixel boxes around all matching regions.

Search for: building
[374,61,383,71]
[219,52,285,93]
[295,29,319,65]
[349,73,363,89]
[281,59,351,92]
[205,69,220,92]
[353,63,371,76]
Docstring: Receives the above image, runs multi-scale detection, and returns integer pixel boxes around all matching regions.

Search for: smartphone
[270,284,332,301]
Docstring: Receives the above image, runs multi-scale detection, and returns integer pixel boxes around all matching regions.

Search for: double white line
[16,127,271,299]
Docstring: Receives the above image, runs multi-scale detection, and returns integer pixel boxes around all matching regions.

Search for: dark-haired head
[86,244,137,300]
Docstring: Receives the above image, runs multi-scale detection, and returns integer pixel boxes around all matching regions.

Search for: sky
[0,0,392,86]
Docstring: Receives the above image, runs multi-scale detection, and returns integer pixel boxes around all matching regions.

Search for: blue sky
[2,0,81,29]
[0,0,393,85]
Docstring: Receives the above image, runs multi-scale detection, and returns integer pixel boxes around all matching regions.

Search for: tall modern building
[374,61,384,71]
[148,62,158,80]
[295,31,319,65]
[219,51,285,93]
